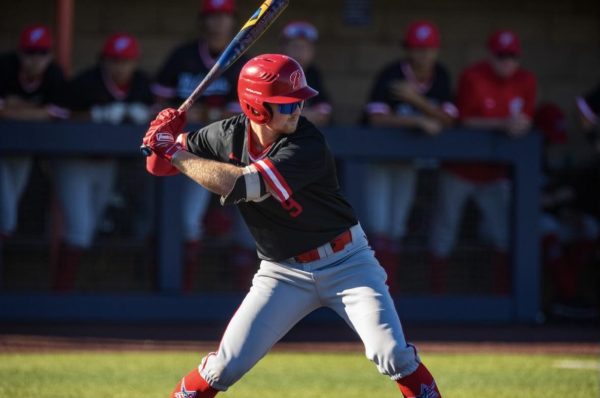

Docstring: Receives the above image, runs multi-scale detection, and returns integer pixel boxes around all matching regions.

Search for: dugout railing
[0,120,541,323]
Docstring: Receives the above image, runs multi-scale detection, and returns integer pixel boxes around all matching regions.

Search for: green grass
[0,351,598,397]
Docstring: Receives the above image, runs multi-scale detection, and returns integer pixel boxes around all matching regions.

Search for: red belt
[294,230,353,263]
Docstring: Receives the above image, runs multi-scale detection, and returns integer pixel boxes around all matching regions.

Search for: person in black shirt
[0,24,68,287]
[280,21,332,126]
[152,0,249,292]
[363,20,457,292]
[143,54,443,398]
[51,33,153,291]
[0,24,68,235]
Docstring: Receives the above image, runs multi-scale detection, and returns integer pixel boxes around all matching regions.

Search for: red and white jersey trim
[366,102,391,115]
[401,61,433,94]
[247,124,273,162]
[254,158,292,202]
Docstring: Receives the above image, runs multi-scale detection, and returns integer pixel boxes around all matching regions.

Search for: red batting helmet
[237,54,318,124]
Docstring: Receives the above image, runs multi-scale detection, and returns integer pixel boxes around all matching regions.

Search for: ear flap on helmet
[242,100,271,124]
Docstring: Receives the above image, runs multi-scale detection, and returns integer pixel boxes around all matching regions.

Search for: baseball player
[152,0,249,292]
[143,54,442,398]
[280,21,333,126]
[363,20,457,293]
[0,24,68,286]
[52,33,153,291]
[429,29,537,294]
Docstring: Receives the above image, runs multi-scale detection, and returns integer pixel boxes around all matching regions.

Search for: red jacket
[445,60,537,183]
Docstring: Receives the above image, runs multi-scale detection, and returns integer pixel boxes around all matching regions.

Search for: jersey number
[282,198,303,218]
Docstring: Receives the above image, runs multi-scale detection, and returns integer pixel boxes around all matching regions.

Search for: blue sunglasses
[277,101,304,114]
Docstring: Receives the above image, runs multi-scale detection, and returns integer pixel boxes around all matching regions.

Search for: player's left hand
[142,108,187,161]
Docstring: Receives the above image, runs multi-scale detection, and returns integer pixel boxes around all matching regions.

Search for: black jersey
[153,40,246,112]
[67,65,153,111]
[365,59,456,120]
[186,114,358,261]
[0,52,67,115]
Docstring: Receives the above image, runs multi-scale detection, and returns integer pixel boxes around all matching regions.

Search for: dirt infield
[1,322,598,355]
[0,335,597,355]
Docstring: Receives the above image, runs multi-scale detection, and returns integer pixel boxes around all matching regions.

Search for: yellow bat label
[241,0,273,31]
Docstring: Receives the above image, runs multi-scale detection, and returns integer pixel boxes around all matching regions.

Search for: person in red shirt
[428,29,537,294]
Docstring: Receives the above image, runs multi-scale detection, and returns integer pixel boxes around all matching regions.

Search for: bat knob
[140,145,153,157]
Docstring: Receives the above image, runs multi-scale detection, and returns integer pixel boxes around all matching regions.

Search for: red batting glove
[142,108,187,162]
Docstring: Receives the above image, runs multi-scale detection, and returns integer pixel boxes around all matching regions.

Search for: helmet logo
[499,32,514,47]
[114,37,131,52]
[30,28,45,44]
[416,26,431,41]
[290,70,303,90]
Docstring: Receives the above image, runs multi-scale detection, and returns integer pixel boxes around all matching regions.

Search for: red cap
[534,103,567,145]
[102,33,140,60]
[487,29,521,56]
[200,0,235,15]
[404,20,440,49]
[19,24,52,51]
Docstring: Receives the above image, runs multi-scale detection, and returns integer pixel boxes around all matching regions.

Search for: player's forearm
[0,105,52,121]
[172,150,243,196]
[408,96,454,126]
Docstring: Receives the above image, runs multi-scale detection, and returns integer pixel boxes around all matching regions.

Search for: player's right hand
[142,108,187,162]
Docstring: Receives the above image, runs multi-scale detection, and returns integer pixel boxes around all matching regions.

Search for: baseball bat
[141,0,290,156]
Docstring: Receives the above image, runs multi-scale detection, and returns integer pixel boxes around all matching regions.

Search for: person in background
[142,53,444,398]
[536,103,599,318]
[429,29,536,294]
[52,33,153,291]
[152,0,248,292]
[363,20,457,293]
[280,21,332,127]
[0,24,68,287]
